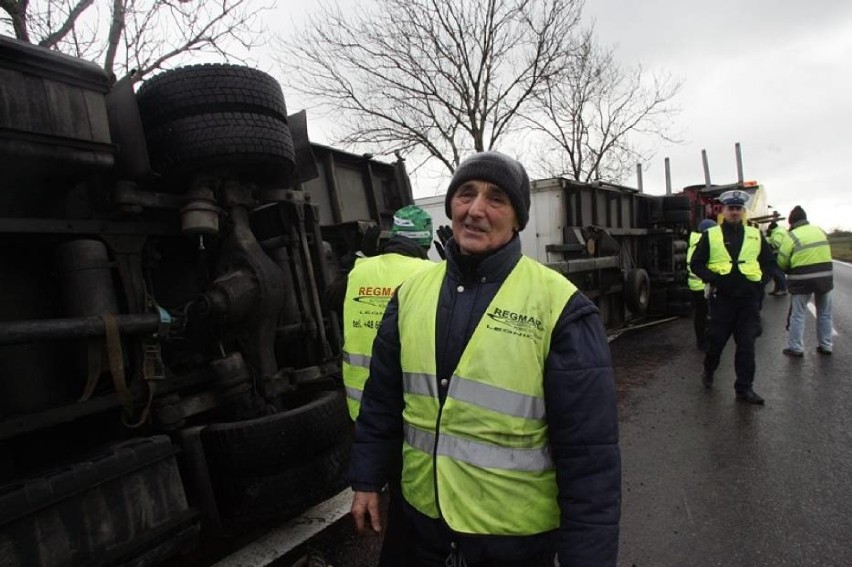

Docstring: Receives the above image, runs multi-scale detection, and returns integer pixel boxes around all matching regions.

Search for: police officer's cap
[719,190,750,207]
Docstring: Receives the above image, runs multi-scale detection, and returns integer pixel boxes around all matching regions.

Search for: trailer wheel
[137,64,288,128]
[202,390,348,474]
[145,112,295,184]
[624,269,651,315]
[214,438,351,524]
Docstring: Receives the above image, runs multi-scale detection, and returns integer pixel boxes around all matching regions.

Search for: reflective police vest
[343,253,431,420]
[687,232,704,291]
[396,256,577,535]
[778,223,833,292]
[706,225,762,282]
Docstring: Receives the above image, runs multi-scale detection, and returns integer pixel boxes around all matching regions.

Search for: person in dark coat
[348,151,621,566]
[690,190,776,404]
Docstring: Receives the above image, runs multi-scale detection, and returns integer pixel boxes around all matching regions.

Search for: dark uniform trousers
[704,294,761,392]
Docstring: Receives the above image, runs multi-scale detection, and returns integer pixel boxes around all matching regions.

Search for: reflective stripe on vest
[396,256,577,535]
[706,225,762,282]
[343,254,432,420]
[687,232,704,291]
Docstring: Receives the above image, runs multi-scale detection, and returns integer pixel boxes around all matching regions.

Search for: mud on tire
[213,438,352,524]
[202,390,349,474]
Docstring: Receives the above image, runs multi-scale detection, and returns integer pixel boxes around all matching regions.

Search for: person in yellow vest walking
[326,204,434,567]
[777,205,833,357]
[765,221,789,295]
[689,190,776,404]
[687,219,717,350]
[349,151,621,566]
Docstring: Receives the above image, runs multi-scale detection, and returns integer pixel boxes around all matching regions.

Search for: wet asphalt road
[264,262,852,566]
[616,261,852,566]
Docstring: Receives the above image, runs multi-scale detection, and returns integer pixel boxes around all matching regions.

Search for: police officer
[777,205,833,356]
[766,221,789,295]
[689,190,775,404]
[687,219,717,350]
[328,204,434,567]
[349,151,620,566]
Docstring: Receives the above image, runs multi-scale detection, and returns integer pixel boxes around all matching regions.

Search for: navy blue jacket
[350,235,621,566]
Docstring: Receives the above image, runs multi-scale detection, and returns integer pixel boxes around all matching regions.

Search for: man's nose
[467,193,487,217]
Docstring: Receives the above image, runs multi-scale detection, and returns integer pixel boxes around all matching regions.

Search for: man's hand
[351,490,382,535]
[433,225,453,259]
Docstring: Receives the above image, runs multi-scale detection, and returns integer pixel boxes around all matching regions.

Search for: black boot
[736,390,765,405]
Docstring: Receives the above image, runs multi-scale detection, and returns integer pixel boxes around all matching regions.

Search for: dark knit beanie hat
[444,151,531,230]
[788,205,807,224]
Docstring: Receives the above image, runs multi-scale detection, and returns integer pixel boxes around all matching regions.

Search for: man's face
[450,180,518,255]
[723,204,743,224]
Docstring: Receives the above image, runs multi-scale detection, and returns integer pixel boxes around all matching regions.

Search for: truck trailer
[0,35,412,566]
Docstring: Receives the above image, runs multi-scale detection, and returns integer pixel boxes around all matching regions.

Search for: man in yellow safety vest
[348,151,621,566]
[326,204,434,567]
[777,205,833,357]
[689,190,776,404]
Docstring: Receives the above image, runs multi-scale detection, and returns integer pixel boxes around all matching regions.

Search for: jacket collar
[382,234,429,259]
[445,233,522,283]
[791,220,810,230]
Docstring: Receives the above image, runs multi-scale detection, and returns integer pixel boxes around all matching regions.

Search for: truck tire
[624,269,651,315]
[137,64,288,128]
[662,195,690,211]
[145,112,295,183]
[214,439,351,523]
[202,390,348,474]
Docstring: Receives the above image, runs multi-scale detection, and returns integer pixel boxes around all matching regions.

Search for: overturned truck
[0,36,412,565]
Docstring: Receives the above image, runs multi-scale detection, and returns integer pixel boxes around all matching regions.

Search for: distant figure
[690,190,776,404]
[687,219,717,350]
[766,221,789,295]
[349,151,621,566]
[778,206,833,357]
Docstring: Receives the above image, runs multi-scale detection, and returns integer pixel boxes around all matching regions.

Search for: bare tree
[278,0,584,173]
[526,30,682,183]
[1,0,271,82]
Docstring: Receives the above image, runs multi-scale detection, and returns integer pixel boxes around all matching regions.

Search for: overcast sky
[268,1,852,231]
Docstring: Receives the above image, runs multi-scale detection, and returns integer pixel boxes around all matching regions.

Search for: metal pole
[0,314,161,345]
[665,157,672,195]
[735,142,744,183]
[636,163,643,193]
[702,149,711,187]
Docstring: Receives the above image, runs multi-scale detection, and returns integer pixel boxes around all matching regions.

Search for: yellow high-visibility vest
[778,224,832,271]
[687,232,704,291]
[396,256,577,535]
[706,225,762,282]
[343,253,431,420]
